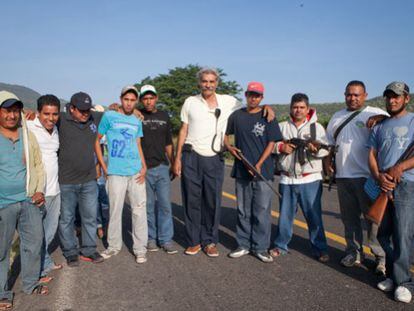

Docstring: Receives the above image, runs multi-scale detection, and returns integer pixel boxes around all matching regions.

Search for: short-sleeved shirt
[57,111,102,184]
[326,106,388,178]
[140,109,173,169]
[0,129,27,207]
[27,117,60,196]
[180,93,242,157]
[367,113,414,182]
[226,108,283,181]
[98,111,143,176]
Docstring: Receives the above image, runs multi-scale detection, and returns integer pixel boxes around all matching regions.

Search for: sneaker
[136,254,147,264]
[394,286,412,303]
[66,255,79,267]
[375,263,386,276]
[228,247,249,258]
[255,251,274,263]
[162,243,178,255]
[80,252,104,264]
[100,249,119,259]
[147,240,159,252]
[185,244,202,255]
[340,254,361,267]
[377,278,394,292]
[203,244,219,258]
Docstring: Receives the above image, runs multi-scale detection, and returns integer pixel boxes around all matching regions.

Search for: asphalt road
[10,167,414,310]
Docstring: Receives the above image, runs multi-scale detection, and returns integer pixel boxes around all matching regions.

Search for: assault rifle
[236,150,282,198]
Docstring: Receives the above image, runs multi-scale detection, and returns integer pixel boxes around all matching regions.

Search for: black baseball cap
[70,92,93,110]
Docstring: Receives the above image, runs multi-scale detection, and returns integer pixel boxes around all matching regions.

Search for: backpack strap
[310,123,316,141]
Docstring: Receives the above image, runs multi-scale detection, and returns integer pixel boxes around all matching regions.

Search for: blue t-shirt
[0,129,27,208]
[226,108,283,180]
[367,113,414,182]
[98,111,143,176]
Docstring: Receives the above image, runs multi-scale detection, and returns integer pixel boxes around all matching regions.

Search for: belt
[281,172,312,178]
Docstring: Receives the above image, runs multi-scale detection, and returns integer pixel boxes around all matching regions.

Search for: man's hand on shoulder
[262,105,275,122]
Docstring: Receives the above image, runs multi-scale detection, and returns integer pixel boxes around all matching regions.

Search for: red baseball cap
[246,82,264,95]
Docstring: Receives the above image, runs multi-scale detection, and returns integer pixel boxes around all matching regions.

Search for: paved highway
[10,167,413,310]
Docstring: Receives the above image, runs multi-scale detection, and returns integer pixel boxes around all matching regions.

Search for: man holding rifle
[270,93,329,262]
[325,81,387,272]
[224,82,282,263]
[368,82,414,303]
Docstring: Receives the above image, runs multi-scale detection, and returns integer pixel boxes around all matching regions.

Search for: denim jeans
[273,181,328,256]
[96,183,109,228]
[41,194,61,276]
[0,201,43,298]
[59,180,98,258]
[146,164,174,245]
[235,178,273,252]
[378,180,414,289]
[337,178,385,263]
[107,174,147,256]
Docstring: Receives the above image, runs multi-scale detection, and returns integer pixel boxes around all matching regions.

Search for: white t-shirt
[27,117,60,196]
[326,106,388,178]
[181,93,242,157]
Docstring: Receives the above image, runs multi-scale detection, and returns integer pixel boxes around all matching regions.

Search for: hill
[0,82,41,110]
[272,94,414,127]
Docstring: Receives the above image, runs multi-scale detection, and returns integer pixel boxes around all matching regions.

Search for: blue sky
[1,0,413,106]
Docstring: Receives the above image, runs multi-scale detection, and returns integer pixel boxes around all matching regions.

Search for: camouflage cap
[383,81,410,96]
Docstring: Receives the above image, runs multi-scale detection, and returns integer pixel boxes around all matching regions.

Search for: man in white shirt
[27,95,62,278]
[173,67,274,257]
[325,80,387,273]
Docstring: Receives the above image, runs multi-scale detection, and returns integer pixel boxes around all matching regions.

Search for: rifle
[365,141,414,225]
[236,150,282,198]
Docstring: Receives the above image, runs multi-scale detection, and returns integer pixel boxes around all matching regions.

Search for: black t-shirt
[57,111,102,184]
[226,108,283,181]
[140,109,173,169]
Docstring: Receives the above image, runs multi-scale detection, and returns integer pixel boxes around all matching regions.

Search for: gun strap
[310,123,316,141]
[333,110,362,142]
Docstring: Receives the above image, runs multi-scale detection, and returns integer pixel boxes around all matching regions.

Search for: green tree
[135,64,242,133]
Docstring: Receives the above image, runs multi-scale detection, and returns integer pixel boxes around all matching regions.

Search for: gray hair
[197,67,220,83]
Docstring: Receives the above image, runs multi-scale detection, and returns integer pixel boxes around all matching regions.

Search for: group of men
[0,66,413,309]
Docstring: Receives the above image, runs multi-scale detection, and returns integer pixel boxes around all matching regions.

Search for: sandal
[0,299,12,311]
[39,276,53,284]
[269,248,282,258]
[32,284,49,296]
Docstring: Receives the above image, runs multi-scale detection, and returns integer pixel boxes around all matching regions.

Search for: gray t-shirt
[57,111,102,184]
[367,112,414,182]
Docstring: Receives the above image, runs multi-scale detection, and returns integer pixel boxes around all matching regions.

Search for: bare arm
[173,123,188,177]
[255,142,276,173]
[135,137,147,184]
[95,133,107,176]
[368,148,395,192]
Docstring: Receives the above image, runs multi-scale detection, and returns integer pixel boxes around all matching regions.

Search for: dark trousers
[181,149,224,247]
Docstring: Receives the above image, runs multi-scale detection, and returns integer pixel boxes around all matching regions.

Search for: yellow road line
[222,191,372,255]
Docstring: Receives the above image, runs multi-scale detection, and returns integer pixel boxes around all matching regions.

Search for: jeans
[146,164,174,245]
[107,174,147,256]
[378,180,414,289]
[96,183,109,228]
[235,178,273,252]
[0,201,43,298]
[41,194,61,276]
[59,180,98,258]
[181,150,224,247]
[273,181,328,256]
[337,178,385,263]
